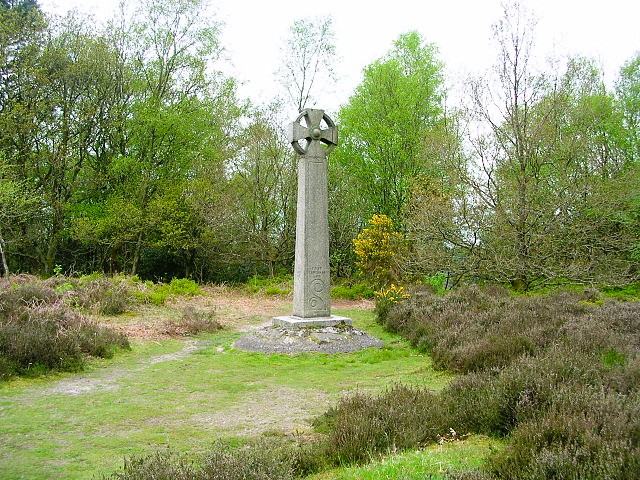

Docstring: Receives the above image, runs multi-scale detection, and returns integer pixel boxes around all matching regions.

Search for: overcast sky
[38,0,640,116]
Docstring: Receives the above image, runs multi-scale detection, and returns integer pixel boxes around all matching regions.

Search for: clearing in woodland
[0,287,454,479]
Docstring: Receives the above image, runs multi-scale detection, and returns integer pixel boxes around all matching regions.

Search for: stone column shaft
[293,142,330,318]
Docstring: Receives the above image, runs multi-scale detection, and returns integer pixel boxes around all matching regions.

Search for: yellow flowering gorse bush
[353,214,403,287]
[373,283,410,320]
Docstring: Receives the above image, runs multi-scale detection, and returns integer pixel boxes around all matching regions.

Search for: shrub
[316,287,640,477]
[322,385,445,465]
[0,276,130,379]
[382,286,595,373]
[486,388,640,480]
[374,283,409,322]
[0,281,57,317]
[162,306,223,336]
[353,214,404,287]
[103,450,200,480]
[104,442,298,480]
[201,441,295,480]
[155,278,202,296]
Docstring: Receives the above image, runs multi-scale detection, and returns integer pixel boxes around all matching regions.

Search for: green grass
[308,435,501,479]
[330,282,374,299]
[0,308,452,480]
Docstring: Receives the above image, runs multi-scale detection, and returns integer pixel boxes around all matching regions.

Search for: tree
[276,16,337,113]
[59,0,243,279]
[226,104,297,277]
[616,52,640,162]
[457,3,638,289]
[0,8,129,273]
[334,31,445,224]
[0,0,46,272]
[0,162,42,276]
[36,15,132,272]
[111,0,239,276]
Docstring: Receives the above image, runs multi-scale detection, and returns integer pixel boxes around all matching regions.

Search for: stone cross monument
[273,109,352,329]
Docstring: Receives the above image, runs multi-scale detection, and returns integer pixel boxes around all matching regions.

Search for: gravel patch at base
[233,325,384,354]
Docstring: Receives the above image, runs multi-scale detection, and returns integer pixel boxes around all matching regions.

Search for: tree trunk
[131,231,144,276]
[0,231,9,278]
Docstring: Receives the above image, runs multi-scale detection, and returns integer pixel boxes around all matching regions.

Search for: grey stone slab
[272,315,352,329]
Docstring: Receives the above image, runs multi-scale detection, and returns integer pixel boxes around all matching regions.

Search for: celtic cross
[272,108,351,328]
[288,108,338,155]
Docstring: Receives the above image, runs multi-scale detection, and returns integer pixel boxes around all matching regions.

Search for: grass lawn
[0,297,454,479]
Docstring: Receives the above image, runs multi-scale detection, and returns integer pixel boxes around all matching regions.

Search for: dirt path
[9,339,210,398]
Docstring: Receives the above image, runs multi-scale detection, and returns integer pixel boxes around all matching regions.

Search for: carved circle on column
[308,278,328,311]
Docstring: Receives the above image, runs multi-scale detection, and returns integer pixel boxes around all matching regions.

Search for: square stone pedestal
[272,315,352,329]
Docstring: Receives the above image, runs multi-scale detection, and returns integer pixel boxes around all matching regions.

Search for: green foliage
[155,278,202,297]
[616,51,640,160]
[421,272,448,294]
[601,348,627,367]
[330,282,374,300]
[243,275,293,296]
[132,290,167,306]
[601,281,640,300]
[334,31,445,221]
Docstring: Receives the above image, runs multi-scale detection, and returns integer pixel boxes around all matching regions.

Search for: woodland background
[1,0,638,291]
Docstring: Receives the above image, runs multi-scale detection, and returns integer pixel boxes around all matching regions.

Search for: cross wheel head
[288,108,338,155]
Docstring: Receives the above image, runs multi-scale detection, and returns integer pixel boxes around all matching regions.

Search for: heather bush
[485,388,640,480]
[104,441,304,480]
[319,385,446,465]
[0,276,130,379]
[162,306,223,336]
[200,441,295,480]
[0,280,57,317]
[71,277,132,315]
[347,286,640,479]
[103,450,200,480]
[382,286,607,373]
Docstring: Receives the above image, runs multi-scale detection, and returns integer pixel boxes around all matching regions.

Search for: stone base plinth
[272,315,352,329]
